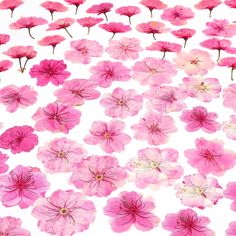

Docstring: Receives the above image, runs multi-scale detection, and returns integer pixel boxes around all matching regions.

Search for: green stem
[18,58,23,73]
[209,9,213,18]
[109,33,116,41]
[75,5,79,15]
[87,27,91,35]
[183,39,188,48]
[128,16,132,25]
[50,11,54,21]
[231,68,234,81]
[104,12,108,22]
[216,49,221,62]
[161,51,166,60]
[150,9,153,18]
[27,28,35,39]
[64,27,73,38]
[152,33,156,40]
[10,9,14,18]
[22,58,29,72]
[52,46,56,54]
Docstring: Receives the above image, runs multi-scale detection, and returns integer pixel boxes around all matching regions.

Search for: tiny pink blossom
[0,34,10,45]
[77,17,103,34]
[225,0,236,8]
[38,35,65,54]
[0,0,23,17]
[0,152,9,174]
[64,0,86,14]
[226,221,236,236]
[218,57,236,81]
[0,60,13,72]
[195,0,222,17]
[115,6,141,24]
[223,84,236,111]
[172,28,196,48]
[84,120,131,153]
[86,3,113,22]
[223,115,236,140]
[224,182,236,211]
[140,0,167,17]
[70,155,127,197]
[41,1,68,20]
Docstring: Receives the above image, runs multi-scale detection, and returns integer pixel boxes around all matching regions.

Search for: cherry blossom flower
[89,60,131,88]
[172,28,196,48]
[195,0,222,18]
[180,106,220,133]
[64,39,103,64]
[162,208,215,236]
[32,102,81,134]
[0,0,23,18]
[132,57,177,86]
[0,125,38,154]
[64,0,86,15]
[38,35,65,54]
[70,155,127,197]
[32,190,96,235]
[37,137,86,173]
[140,0,167,18]
[175,174,223,209]
[87,3,113,22]
[29,59,71,86]
[0,165,49,208]
[77,17,103,35]
[226,221,236,236]
[84,120,131,153]
[0,34,10,45]
[127,148,183,188]
[105,37,142,61]
[115,6,141,24]
[41,1,68,20]
[104,191,160,232]
[99,22,131,40]
[218,57,236,80]
[0,60,13,73]
[225,0,236,9]
[100,87,143,118]
[0,85,37,112]
[0,152,9,174]
[54,79,100,106]
[222,115,236,140]
[224,182,236,211]
[131,111,177,146]
[223,84,236,111]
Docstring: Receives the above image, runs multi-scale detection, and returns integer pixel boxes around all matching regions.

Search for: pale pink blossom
[38,35,65,54]
[224,182,236,211]
[223,84,236,111]
[77,17,103,34]
[218,57,236,80]
[195,0,222,18]
[0,60,13,72]
[86,3,113,21]
[64,0,86,15]
[171,28,196,48]
[0,152,9,174]
[226,221,236,236]
[0,34,10,45]
[140,0,167,18]
[0,0,23,17]
[222,115,236,140]
[115,6,141,24]
[41,1,68,20]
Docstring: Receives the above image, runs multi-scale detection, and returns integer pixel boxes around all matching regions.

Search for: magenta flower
[37,137,86,173]
[0,165,49,208]
[222,115,236,140]
[0,34,10,45]
[0,152,9,174]
[89,60,131,88]
[0,0,23,17]
[64,0,86,14]
[29,59,71,86]
[87,3,113,22]
[0,85,37,112]
[77,17,103,34]
[223,84,236,111]
[131,111,177,145]
[38,35,65,54]
[70,155,127,197]
[224,182,236,211]
[100,87,143,118]
[54,79,100,106]
[32,190,96,235]
[162,208,215,236]
[115,6,141,24]
[218,57,236,80]
[180,106,220,133]
[195,0,222,17]
[0,60,13,73]
[84,120,131,153]
[225,0,236,8]
[41,1,68,20]
[226,221,236,236]
[0,125,38,154]
[32,102,81,133]
[64,39,103,64]
[172,28,196,48]
[140,0,167,18]
[104,191,160,232]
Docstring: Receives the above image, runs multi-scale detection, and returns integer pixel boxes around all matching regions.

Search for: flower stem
[183,39,188,48]
[161,51,166,60]
[150,9,153,18]
[10,9,14,18]
[64,28,73,38]
[103,13,108,22]
[50,11,54,21]
[231,68,234,81]
[109,33,116,41]
[87,27,91,35]
[209,9,213,18]
[128,16,132,25]
[152,33,156,40]
[52,46,56,54]
[18,58,23,73]
[216,49,221,62]
[27,28,35,39]
[75,5,79,15]
[22,58,29,72]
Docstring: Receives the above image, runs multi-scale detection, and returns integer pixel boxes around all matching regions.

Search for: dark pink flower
[0,152,9,174]
[225,0,236,8]
[0,60,13,72]
[140,0,167,17]
[115,6,141,24]
[218,57,236,80]
[224,182,236,211]
[0,0,23,17]
[226,221,236,236]
[38,35,65,54]
[195,0,222,17]
[77,17,103,34]
[0,34,10,45]
[172,28,196,48]
[64,0,86,14]
[41,1,68,20]
[87,3,113,22]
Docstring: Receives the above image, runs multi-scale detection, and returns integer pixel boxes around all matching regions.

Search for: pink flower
[0,152,9,174]
[0,216,30,236]
[180,106,220,133]
[218,57,236,80]
[70,155,127,197]
[100,87,143,118]
[37,137,86,173]
[175,174,223,209]
[87,3,113,22]
[64,0,86,14]
[54,79,100,106]
[140,0,167,18]
[161,5,194,26]
[185,138,236,175]
[29,59,71,86]
[99,22,131,40]
[174,49,215,76]
[32,190,96,235]
[162,208,215,236]
[0,165,49,208]
[224,182,236,211]
[226,221,236,236]
[225,0,236,8]
[33,102,81,133]
[41,1,68,20]
[89,61,131,88]
[131,111,177,145]
[195,0,222,18]
[0,60,13,73]
[38,35,65,54]
[132,57,177,86]
[0,0,23,17]
[143,86,187,113]
[222,115,236,140]
[104,191,160,232]
[64,39,103,64]
[0,85,37,112]
[77,17,103,34]
[115,6,141,24]
[172,28,196,48]
[105,37,142,61]
[0,125,38,154]
[0,34,10,45]
[84,120,131,153]
[127,148,183,188]
[223,84,236,111]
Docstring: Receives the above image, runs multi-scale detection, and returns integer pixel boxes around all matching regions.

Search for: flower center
[195,82,209,92]
[194,187,205,195]
[148,124,160,134]
[60,208,68,215]
[57,151,65,158]
[96,174,103,180]
[190,58,200,65]
[104,132,111,140]
[118,99,126,106]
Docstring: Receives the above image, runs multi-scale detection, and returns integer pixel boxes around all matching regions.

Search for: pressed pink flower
[132,57,177,86]
[225,0,236,8]
[70,155,127,197]
[41,1,68,20]
[162,208,215,236]
[195,0,222,18]
[226,221,236,236]
[0,34,10,45]
[37,137,86,173]
[38,35,65,54]
[0,165,49,208]
[29,59,70,86]
[180,106,220,133]
[100,87,143,118]
[218,57,236,80]
[104,191,160,232]
[64,0,86,14]
[0,60,13,73]
[99,22,131,40]
[77,17,103,35]
[54,79,100,106]
[64,39,103,64]
[84,120,131,153]
[89,61,131,88]
[0,0,23,17]
[131,111,177,146]
[115,6,141,24]
[32,190,95,235]
[127,148,183,188]
[32,102,81,134]
[0,152,9,174]
[105,37,142,61]
[0,125,38,154]
[172,28,196,48]
[140,0,167,18]
[223,84,236,111]
[87,3,113,22]
[0,85,37,112]
[144,86,187,113]
[175,174,223,209]
[222,115,236,140]
[224,182,236,211]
